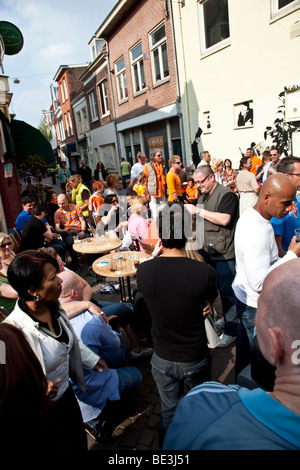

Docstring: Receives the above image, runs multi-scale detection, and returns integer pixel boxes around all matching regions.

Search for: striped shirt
[54,204,83,233]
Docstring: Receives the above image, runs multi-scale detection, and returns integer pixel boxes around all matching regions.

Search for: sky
[0,0,119,128]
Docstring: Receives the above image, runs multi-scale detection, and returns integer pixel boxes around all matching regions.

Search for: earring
[36,295,40,302]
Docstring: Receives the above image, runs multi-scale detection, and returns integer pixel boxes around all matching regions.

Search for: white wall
[172,0,300,168]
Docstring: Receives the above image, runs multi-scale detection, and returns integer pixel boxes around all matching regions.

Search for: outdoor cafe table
[72,236,122,255]
[92,251,149,302]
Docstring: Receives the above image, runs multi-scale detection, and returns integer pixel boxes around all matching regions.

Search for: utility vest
[72,183,91,218]
[146,162,163,195]
[199,184,237,261]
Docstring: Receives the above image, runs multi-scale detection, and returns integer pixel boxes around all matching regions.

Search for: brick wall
[107,0,177,123]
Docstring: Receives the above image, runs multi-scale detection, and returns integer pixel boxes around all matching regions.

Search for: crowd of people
[1,147,300,453]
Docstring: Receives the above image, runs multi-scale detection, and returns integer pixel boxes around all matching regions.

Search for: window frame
[115,56,128,104]
[149,22,170,86]
[88,90,99,122]
[98,79,110,117]
[64,113,70,137]
[270,0,300,19]
[130,41,146,96]
[197,0,231,57]
[67,111,73,136]
[63,78,68,101]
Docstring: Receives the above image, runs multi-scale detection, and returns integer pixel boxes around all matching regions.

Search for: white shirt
[130,163,145,180]
[232,207,296,308]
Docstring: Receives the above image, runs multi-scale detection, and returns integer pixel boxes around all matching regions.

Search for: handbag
[205,313,220,349]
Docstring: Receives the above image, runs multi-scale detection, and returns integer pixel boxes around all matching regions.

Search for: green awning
[10,118,55,167]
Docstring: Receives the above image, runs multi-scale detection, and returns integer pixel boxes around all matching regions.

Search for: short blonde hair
[130,196,147,215]
[211,159,224,173]
[0,232,10,245]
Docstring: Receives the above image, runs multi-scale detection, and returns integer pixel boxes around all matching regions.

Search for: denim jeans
[235,295,257,377]
[212,259,238,337]
[116,366,142,398]
[97,300,133,327]
[151,352,211,446]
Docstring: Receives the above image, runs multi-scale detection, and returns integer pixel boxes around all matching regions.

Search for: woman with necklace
[5,250,107,456]
[222,159,238,192]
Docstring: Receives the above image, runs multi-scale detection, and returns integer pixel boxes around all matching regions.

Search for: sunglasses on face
[0,242,12,249]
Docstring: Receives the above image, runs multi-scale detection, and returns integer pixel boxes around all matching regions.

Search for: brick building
[87,0,184,168]
[53,64,87,172]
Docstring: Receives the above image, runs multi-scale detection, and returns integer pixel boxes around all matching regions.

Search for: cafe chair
[131,236,154,255]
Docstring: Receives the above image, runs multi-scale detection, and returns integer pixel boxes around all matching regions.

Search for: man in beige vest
[144,149,166,220]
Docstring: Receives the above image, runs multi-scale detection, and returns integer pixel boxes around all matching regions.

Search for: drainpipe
[169,0,187,165]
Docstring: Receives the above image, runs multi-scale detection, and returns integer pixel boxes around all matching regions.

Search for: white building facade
[172,0,300,168]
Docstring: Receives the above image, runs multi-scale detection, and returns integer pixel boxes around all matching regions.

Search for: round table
[92,251,149,301]
[72,236,122,254]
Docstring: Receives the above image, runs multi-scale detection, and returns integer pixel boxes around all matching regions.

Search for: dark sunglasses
[0,242,12,249]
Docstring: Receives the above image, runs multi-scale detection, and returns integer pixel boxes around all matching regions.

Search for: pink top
[128,214,150,251]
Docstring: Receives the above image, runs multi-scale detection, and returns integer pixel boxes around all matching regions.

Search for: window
[198,0,230,53]
[150,23,169,84]
[115,57,128,102]
[88,91,98,121]
[59,120,65,141]
[131,42,146,94]
[98,79,110,116]
[67,111,73,136]
[82,107,88,132]
[77,111,83,134]
[60,82,65,103]
[90,38,105,61]
[271,0,300,17]
[63,78,68,101]
[64,113,70,137]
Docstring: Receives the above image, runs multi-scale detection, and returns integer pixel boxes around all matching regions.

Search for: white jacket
[5,300,100,391]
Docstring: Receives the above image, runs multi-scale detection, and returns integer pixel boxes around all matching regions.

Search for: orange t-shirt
[144,163,166,197]
[250,156,262,175]
[166,171,182,202]
[133,184,146,197]
[186,185,198,199]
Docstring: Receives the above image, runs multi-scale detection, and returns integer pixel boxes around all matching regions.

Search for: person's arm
[197,208,232,227]
[60,299,108,321]
[55,222,66,235]
[275,234,285,258]
[79,215,86,233]
[0,282,18,299]
[100,205,118,226]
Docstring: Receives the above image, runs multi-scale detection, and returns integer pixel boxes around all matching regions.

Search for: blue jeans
[151,352,211,446]
[97,300,133,327]
[212,259,238,337]
[235,295,257,376]
[116,367,142,398]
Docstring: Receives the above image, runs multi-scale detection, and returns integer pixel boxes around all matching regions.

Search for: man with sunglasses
[262,147,281,182]
[166,156,184,203]
[271,156,300,256]
[190,165,239,348]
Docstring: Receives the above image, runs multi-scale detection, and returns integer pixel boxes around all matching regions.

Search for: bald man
[58,270,142,439]
[232,173,300,374]
[164,259,300,450]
